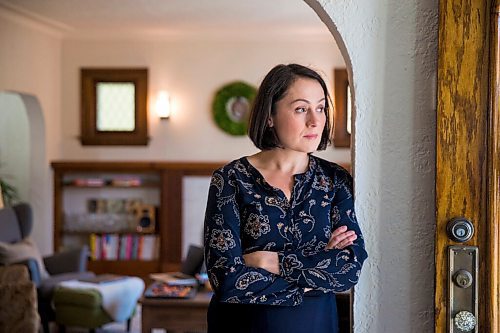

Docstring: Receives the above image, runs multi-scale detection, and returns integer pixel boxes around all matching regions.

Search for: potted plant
[0,178,19,206]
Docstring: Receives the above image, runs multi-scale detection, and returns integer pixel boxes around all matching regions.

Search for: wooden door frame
[487,1,500,329]
[435,0,500,332]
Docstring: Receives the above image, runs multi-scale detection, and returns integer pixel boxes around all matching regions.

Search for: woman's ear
[267,117,274,127]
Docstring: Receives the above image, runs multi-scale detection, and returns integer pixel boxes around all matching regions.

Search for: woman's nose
[306,111,319,127]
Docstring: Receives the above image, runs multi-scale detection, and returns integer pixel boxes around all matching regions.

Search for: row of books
[89,233,159,260]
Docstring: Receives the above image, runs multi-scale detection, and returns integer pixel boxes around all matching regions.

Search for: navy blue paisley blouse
[204,155,367,307]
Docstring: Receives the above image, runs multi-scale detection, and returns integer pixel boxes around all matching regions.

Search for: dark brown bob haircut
[248,63,332,151]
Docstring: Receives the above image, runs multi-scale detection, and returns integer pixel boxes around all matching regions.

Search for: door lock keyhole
[453,269,473,289]
[447,218,474,243]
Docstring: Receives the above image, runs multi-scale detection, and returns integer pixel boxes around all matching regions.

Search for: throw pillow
[0,237,50,279]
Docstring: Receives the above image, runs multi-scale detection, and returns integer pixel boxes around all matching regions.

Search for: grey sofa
[0,203,95,333]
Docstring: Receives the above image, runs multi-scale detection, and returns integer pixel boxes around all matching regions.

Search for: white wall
[307,0,438,331]
[60,37,349,163]
[0,7,62,254]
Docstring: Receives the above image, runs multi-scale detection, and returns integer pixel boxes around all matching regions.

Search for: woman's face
[270,77,326,153]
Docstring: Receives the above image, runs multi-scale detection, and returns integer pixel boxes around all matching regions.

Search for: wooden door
[435,0,500,332]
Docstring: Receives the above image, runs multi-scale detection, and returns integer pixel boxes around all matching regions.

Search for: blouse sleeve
[204,169,303,306]
[277,170,368,292]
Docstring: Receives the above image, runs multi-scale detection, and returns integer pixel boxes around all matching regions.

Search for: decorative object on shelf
[212,81,257,136]
[64,213,137,233]
[134,204,156,233]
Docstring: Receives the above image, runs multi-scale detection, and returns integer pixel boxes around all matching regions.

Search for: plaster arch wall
[0,91,51,252]
[306,0,438,332]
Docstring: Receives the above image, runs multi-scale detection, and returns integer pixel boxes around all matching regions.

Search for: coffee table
[140,289,212,333]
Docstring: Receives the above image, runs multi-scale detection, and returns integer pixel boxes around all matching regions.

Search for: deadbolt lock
[447,218,474,243]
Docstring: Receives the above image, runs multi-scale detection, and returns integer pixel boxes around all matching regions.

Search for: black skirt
[207,290,338,333]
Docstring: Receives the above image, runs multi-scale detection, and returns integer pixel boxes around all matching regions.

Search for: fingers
[333,234,357,249]
[326,226,357,250]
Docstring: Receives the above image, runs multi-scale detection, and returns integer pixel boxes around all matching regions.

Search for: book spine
[137,236,144,260]
[126,234,133,260]
[119,235,127,260]
[94,234,101,260]
[142,235,156,260]
[89,234,96,260]
[101,234,107,260]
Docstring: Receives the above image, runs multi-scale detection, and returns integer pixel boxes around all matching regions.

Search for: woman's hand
[326,225,357,250]
[243,251,279,274]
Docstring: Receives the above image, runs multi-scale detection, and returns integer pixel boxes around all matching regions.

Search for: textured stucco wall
[308,0,438,331]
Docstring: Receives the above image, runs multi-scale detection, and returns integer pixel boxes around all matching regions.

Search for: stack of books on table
[145,272,199,298]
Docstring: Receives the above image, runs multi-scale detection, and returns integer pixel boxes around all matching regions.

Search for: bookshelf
[51,161,222,281]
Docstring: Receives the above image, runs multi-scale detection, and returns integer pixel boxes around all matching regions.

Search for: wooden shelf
[52,161,224,279]
[62,184,160,189]
[63,230,157,235]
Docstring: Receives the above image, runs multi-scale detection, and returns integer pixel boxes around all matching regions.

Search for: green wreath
[212,81,257,136]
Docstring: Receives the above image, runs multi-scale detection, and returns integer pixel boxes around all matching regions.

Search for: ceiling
[0,0,332,39]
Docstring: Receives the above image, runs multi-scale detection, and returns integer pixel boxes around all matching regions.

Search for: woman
[204,64,368,333]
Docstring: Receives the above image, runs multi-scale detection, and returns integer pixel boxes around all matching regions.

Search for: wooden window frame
[333,68,351,148]
[81,68,149,145]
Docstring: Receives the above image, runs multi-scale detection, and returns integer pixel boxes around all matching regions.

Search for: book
[149,272,198,286]
[141,235,157,260]
[71,178,105,187]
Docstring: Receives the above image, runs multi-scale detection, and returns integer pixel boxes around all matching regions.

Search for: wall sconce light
[155,91,171,119]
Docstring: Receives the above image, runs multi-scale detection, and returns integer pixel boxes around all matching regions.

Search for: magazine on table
[144,282,197,299]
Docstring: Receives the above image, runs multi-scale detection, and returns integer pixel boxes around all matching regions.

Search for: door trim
[487,1,500,331]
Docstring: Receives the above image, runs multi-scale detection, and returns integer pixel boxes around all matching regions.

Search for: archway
[0,91,50,253]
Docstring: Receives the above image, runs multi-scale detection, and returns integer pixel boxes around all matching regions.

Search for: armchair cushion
[0,207,23,243]
[44,246,89,275]
[0,237,50,279]
[0,264,40,333]
[0,202,33,243]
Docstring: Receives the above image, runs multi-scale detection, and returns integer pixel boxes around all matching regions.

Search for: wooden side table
[140,290,212,333]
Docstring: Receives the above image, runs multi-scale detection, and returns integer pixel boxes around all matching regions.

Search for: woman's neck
[249,149,310,175]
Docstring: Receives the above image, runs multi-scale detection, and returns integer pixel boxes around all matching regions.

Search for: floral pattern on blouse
[204,155,367,306]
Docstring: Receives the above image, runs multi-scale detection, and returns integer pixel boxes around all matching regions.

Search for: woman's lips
[304,134,318,139]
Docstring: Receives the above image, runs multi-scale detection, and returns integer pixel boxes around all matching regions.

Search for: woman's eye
[295,107,307,113]
[316,106,325,112]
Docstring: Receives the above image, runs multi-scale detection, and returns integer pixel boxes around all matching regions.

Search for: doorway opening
[0,91,50,253]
